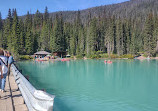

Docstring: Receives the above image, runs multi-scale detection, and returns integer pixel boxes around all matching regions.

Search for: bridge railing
[11,64,55,111]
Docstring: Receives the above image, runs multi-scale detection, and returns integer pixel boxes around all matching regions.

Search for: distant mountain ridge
[48,0,158,22]
[20,0,158,23]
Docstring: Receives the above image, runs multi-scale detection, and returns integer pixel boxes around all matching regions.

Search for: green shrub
[90,54,101,59]
[137,52,144,55]
[96,51,104,55]
[110,54,119,59]
[99,53,109,58]
[143,53,148,57]
[120,54,134,59]
[85,52,135,59]
[99,53,119,59]
[76,55,83,59]
[70,56,74,59]
[86,54,91,58]
[19,55,33,60]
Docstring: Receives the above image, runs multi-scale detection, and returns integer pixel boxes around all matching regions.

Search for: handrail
[11,64,55,111]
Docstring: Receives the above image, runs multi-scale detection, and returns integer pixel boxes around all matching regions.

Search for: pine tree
[116,19,124,55]
[51,14,64,52]
[63,22,71,54]
[78,27,85,56]
[125,19,132,54]
[98,15,106,52]
[25,12,34,54]
[11,9,20,54]
[122,22,127,54]
[75,11,83,56]
[105,16,116,56]
[0,12,2,30]
[153,16,158,54]
[19,19,25,54]
[25,30,33,54]
[44,7,49,22]
[40,21,50,51]
[0,12,3,47]
[33,31,39,52]
[3,9,13,49]
[33,10,43,31]
[70,28,76,55]
[144,13,156,56]
[89,17,98,55]
[85,12,92,56]
[0,30,3,48]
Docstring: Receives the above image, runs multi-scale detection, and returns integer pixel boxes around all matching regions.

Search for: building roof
[34,51,51,55]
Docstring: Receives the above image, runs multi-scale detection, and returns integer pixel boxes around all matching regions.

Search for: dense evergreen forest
[0,0,158,58]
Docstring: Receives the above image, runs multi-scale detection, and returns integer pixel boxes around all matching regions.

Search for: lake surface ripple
[17,60,158,111]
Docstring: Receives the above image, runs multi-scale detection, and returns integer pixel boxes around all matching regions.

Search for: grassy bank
[19,55,33,60]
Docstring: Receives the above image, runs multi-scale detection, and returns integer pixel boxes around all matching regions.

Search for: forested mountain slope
[20,0,158,23]
[47,0,158,22]
[0,0,158,57]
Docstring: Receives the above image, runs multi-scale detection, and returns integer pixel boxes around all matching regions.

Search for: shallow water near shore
[17,59,158,111]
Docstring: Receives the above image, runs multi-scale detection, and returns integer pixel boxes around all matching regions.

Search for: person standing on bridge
[7,51,14,76]
[0,49,8,93]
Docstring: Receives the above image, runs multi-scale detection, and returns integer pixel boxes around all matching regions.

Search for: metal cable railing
[11,64,55,111]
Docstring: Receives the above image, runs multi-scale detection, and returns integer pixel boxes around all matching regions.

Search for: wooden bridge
[0,64,54,111]
[0,71,28,111]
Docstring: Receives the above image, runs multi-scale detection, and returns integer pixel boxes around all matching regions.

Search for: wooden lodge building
[34,50,68,58]
[34,51,51,58]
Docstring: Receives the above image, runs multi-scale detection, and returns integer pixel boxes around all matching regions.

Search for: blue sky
[0,0,129,19]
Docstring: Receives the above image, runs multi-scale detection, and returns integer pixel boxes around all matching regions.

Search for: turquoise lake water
[17,60,158,111]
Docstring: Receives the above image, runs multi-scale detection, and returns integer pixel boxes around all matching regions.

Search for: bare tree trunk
[156,41,158,53]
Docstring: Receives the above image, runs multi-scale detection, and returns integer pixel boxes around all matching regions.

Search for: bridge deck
[0,71,28,111]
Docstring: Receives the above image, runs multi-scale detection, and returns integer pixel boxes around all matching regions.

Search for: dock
[0,71,28,111]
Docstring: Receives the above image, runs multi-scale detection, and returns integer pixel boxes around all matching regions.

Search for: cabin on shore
[34,51,51,58]
[53,51,67,58]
